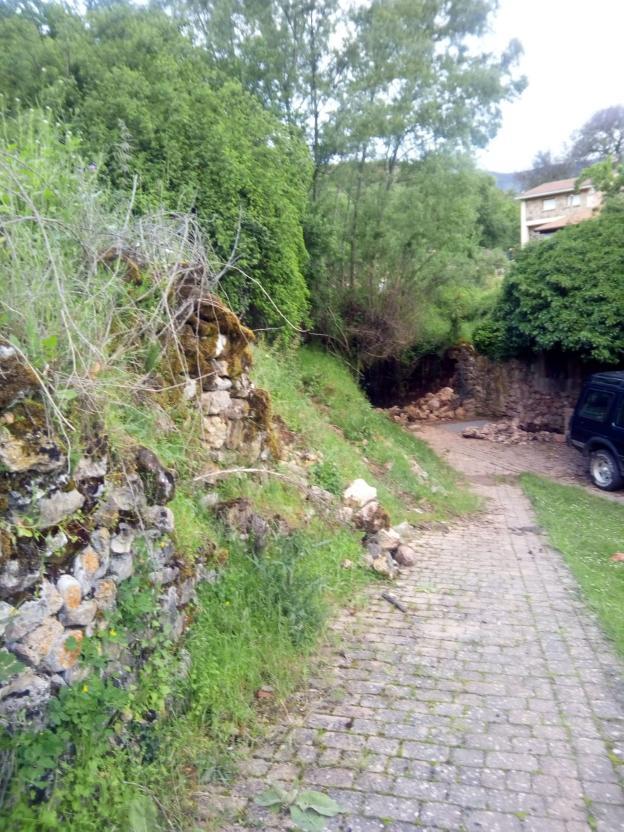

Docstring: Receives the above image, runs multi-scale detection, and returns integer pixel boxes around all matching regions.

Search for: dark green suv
[569,372,624,491]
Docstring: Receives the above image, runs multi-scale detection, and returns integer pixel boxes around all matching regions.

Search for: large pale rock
[143,505,174,535]
[212,359,228,376]
[43,628,84,673]
[110,525,135,555]
[231,374,252,398]
[0,670,51,722]
[73,546,100,594]
[60,599,97,627]
[201,390,232,416]
[214,334,227,357]
[74,456,107,481]
[92,476,146,523]
[375,528,401,551]
[36,489,84,529]
[365,552,398,580]
[353,500,390,534]
[57,574,82,611]
[437,387,455,403]
[11,617,64,667]
[4,581,62,642]
[208,376,232,391]
[110,553,133,583]
[90,527,110,557]
[393,544,417,567]
[343,479,377,508]
[183,378,198,400]
[225,418,244,451]
[0,558,40,597]
[94,578,117,611]
[0,426,64,473]
[226,398,250,420]
[202,416,228,449]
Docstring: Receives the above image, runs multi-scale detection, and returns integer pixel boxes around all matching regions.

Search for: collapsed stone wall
[0,292,274,726]
[448,344,581,432]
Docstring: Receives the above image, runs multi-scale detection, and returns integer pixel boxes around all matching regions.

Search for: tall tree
[328,0,523,288]
[571,106,624,167]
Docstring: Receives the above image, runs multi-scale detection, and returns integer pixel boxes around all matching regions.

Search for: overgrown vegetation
[474,202,624,363]
[522,475,624,658]
[0,0,523,356]
[1,331,478,829]
[309,156,518,364]
[0,524,371,829]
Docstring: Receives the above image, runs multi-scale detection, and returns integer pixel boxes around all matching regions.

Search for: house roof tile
[520,178,591,199]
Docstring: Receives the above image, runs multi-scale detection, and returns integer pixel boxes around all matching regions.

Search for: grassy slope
[521,474,624,657]
[253,344,478,522]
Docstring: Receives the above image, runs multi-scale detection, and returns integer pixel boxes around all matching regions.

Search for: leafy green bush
[475,205,624,363]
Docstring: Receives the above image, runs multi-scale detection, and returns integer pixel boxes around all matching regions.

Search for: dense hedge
[474,202,624,363]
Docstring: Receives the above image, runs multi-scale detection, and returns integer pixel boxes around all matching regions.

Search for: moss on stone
[0,348,39,411]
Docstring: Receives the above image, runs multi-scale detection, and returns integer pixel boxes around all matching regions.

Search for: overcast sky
[477,0,624,173]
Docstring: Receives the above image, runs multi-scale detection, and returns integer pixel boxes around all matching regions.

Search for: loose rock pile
[462,419,566,445]
[341,479,418,579]
[388,386,474,425]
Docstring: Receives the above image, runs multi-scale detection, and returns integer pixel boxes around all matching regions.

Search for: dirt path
[200,427,624,832]
[416,421,624,504]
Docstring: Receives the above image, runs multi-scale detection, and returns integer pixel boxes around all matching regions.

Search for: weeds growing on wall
[0,523,369,830]
[0,111,223,443]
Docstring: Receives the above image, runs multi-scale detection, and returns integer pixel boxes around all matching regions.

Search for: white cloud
[477,0,624,172]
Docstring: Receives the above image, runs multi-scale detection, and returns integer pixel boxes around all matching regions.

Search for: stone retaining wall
[448,345,582,432]
[0,291,274,726]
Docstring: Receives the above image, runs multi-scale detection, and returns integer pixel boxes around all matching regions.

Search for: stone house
[518,178,602,246]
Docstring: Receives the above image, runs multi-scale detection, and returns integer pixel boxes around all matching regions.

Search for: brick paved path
[201,448,624,832]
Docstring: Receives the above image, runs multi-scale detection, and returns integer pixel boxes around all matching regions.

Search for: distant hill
[487,170,523,192]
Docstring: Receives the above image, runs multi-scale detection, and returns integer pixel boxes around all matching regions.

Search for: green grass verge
[521,474,624,657]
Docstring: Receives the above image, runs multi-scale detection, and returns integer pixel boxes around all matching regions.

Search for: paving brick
[464,809,522,832]
[419,801,464,829]
[362,794,419,823]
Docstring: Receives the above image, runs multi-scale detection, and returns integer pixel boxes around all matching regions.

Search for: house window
[543,198,556,211]
[568,193,581,207]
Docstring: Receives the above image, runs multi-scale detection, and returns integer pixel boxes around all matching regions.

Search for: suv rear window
[579,389,614,422]
[615,396,624,428]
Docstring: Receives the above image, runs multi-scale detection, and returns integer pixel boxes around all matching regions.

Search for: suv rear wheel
[589,448,623,491]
